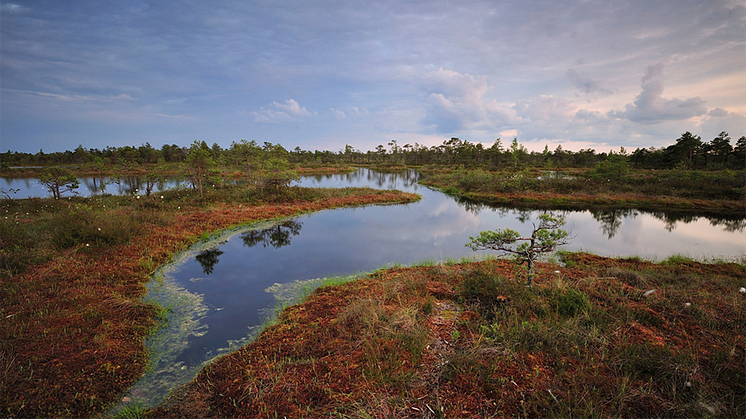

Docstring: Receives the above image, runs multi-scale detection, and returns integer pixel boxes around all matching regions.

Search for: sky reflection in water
[175,168,745,364]
[120,168,744,411]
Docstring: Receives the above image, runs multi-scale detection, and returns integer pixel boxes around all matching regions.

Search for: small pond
[101,168,745,414]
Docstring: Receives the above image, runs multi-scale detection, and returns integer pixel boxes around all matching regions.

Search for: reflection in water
[452,195,559,225]
[118,168,745,414]
[450,191,744,235]
[195,248,224,275]
[82,177,108,194]
[711,218,746,233]
[591,209,638,239]
[240,220,303,249]
[302,168,422,191]
[119,176,143,195]
[647,210,746,233]
[1,175,194,198]
[452,195,486,216]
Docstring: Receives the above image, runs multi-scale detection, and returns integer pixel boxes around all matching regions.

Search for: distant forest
[2,131,745,170]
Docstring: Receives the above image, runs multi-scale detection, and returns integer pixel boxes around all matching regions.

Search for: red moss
[0,191,417,418]
[148,256,745,418]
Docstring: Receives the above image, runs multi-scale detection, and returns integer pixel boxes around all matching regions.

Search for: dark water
[112,168,745,412]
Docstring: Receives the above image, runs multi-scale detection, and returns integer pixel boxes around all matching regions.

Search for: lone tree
[39,167,79,199]
[467,214,570,286]
[185,140,215,197]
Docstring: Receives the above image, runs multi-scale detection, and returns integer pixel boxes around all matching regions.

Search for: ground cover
[420,168,746,214]
[149,254,745,418]
[0,185,418,418]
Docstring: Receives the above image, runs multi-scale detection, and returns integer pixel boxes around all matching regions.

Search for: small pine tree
[39,167,79,199]
[467,214,571,286]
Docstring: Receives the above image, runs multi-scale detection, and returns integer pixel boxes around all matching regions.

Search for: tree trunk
[197,164,204,197]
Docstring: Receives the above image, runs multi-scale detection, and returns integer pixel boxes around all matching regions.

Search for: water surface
[114,168,745,412]
[0,175,189,198]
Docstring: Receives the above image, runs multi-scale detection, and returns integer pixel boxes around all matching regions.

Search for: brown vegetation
[0,188,418,418]
[420,167,746,214]
[149,254,745,418]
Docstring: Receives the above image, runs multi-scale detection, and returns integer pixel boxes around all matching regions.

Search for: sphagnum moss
[148,254,745,418]
[0,185,418,419]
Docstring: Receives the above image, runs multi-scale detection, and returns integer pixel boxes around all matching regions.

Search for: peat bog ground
[0,184,418,418]
[149,254,745,418]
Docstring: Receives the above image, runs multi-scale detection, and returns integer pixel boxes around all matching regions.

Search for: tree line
[17,140,300,200]
[2,131,744,170]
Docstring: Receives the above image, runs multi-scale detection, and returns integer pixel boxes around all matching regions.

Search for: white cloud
[0,3,25,13]
[350,107,368,116]
[610,63,708,124]
[419,68,524,133]
[252,99,314,123]
[499,129,517,139]
[271,99,312,117]
[424,68,489,108]
[330,108,346,119]
[1,0,744,153]
[696,109,746,141]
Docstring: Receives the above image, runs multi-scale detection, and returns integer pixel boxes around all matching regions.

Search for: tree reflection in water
[451,193,744,237]
[591,209,638,239]
[710,218,746,233]
[240,220,303,249]
[195,248,224,275]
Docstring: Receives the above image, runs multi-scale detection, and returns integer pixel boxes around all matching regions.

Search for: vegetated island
[1,133,745,418]
[418,166,745,215]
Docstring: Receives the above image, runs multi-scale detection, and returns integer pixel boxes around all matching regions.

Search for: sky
[1,0,745,154]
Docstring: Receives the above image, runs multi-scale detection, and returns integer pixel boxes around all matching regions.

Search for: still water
[0,175,189,198]
[113,168,744,412]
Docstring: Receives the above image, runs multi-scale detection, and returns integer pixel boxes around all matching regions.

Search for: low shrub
[51,207,139,249]
[548,288,591,317]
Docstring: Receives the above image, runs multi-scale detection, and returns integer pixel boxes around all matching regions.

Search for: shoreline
[0,188,419,418]
[418,178,746,216]
[147,254,746,418]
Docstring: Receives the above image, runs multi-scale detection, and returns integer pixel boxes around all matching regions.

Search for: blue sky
[1,0,744,154]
